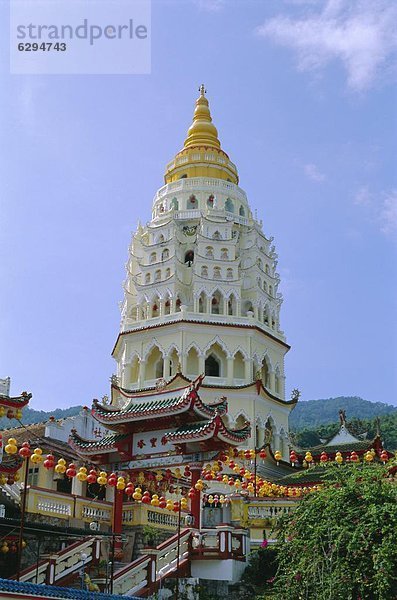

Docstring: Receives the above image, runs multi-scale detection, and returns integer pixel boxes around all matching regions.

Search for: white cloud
[304,163,326,182]
[256,0,397,91]
[354,185,372,206]
[379,190,397,235]
[194,0,225,12]
[354,187,397,237]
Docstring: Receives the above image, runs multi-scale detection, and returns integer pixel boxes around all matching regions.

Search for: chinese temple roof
[69,431,130,455]
[92,377,228,431]
[167,413,251,445]
[0,391,31,409]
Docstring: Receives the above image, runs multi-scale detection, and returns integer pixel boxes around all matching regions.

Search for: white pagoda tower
[111,86,296,459]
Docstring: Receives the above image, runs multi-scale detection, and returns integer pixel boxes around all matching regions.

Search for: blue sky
[1,0,396,411]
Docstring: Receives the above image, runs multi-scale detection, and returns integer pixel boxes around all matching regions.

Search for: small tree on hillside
[272,463,397,600]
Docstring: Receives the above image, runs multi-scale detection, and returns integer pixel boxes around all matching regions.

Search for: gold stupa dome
[164,85,238,185]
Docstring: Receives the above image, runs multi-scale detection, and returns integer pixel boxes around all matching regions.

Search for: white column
[244,358,253,382]
[163,356,171,379]
[139,360,146,387]
[198,353,205,375]
[226,357,234,384]
[269,370,276,392]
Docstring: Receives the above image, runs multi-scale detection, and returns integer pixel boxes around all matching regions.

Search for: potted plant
[142,525,160,548]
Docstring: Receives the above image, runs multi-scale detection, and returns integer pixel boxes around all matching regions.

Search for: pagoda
[69,85,296,531]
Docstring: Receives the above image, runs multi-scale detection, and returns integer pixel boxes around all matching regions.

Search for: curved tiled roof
[165,414,251,444]
[68,431,130,454]
[92,382,228,425]
[0,392,31,408]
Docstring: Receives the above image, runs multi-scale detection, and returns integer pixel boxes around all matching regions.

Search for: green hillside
[289,396,396,430]
[289,396,397,450]
[0,405,83,431]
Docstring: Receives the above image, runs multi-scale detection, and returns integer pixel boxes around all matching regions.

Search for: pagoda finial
[183,85,221,150]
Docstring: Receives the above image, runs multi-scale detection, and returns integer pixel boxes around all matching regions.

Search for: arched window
[225,198,234,213]
[150,252,157,264]
[228,294,236,316]
[269,286,273,297]
[198,291,207,313]
[162,249,169,261]
[213,266,221,280]
[165,268,171,278]
[205,354,220,377]
[263,281,268,292]
[164,298,171,315]
[207,194,215,208]
[239,205,245,217]
[157,234,165,243]
[226,268,233,279]
[261,357,270,388]
[187,195,197,209]
[185,250,194,266]
[257,258,263,270]
[145,273,151,284]
[265,264,270,275]
[170,197,179,210]
[180,174,187,179]
[146,346,163,380]
[233,351,245,379]
[152,300,159,317]
[201,266,208,277]
[155,270,161,282]
[155,358,163,379]
[242,300,253,316]
[221,248,229,259]
[176,297,181,312]
[211,291,223,314]
[205,246,214,258]
[213,231,222,240]
[187,346,199,376]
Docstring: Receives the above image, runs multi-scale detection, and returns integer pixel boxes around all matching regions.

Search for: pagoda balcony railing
[154,176,247,203]
[121,309,286,342]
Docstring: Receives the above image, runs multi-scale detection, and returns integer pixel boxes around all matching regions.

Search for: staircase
[17,536,101,586]
[112,527,191,597]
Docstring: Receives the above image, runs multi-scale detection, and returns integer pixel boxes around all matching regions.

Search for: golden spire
[164,85,238,185]
[183,84,221,150]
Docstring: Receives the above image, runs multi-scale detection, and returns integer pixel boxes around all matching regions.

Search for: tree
[271,463,397,600]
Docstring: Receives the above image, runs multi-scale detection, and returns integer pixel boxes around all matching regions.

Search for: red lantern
[125,484,134,496]
[18,442,31,459]
[205,472,213,481]
[244,450,251,460]
[259,449,267,460]
[173,501,180,513]
[350,451,359,463]
[142,492,151,504]
[66,463,77,478]
[239,468,245,476]
[7,409,15,419]
[380,450,388,463]
[320,452,328,463]
[43,454,55,470]
[290,450,298,465]
[108,473,117,487]
[229,461,235,469]
[188,487,196,499]
[159,496,167,509]
[216,474,223,482]
[86,469,97,484]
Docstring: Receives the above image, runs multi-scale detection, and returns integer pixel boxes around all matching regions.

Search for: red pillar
[112,488,124,550]
[190,464,202,530]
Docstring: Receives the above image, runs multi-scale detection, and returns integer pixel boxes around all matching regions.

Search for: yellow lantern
[15,409,23,420]
[166,499,174,511]
[194,479,204,491]
[151,494,160,507]
[0,406,5,417]
[180,498,188,510]
[137,471,145,485]
[31,449,43,464]
[234,479,241,489]
[77,467,87,482]
[208,494,214,505]
[335,452,343,465]
[5,438,17,455]
[304,452,313,464]
[55,458,66,474]
[219,495,225,504]
[133,487,142,501]
[364,451,373,463]
[117,477,126,491]
[0,474,7,485]
[274,450,282,464]
[1,543,9,554]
